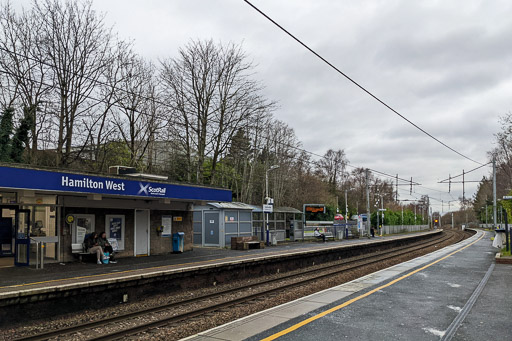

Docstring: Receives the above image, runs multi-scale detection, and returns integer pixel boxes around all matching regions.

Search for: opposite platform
[185,229,508,341]
[0,230,439,301]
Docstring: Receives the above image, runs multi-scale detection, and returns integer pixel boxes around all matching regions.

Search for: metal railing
[29,237,44,269]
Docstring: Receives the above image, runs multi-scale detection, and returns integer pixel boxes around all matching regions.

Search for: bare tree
[33,0,114,166]
[316,149,348,192]
[160,40,275,184]
[111,53,160,169]
[0,2,53,161]
[491,112,512,197]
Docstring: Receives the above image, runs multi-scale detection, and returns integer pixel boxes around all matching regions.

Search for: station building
[193,202,254,247]
[0,165,231,266]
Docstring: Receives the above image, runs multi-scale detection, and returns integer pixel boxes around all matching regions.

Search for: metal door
[135,210,149,256]
[204,212,219,246]
[15,209,30,266]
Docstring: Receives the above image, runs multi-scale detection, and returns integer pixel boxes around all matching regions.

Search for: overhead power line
[242,0,484,165]
[438,162,492,183]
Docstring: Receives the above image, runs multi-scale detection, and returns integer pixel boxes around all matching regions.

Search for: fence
[381,225,429,235]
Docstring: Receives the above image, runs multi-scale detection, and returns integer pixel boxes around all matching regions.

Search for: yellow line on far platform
[0,243,363,290]
[261,231,486,341]
[0,253,252,290]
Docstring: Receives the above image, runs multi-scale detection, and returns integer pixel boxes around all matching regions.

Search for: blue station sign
[0,166,232,202]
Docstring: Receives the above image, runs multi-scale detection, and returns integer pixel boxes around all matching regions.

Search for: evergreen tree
[10,106,35,162]
[0,107,14,162]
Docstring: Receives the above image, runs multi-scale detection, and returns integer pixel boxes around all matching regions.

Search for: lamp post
[374,196,379,238]
[265,165,279,245]
[344,188,354,238]
[380,194,384,236]
[401,205,404,229]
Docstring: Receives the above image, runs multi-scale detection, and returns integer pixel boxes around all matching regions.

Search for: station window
[0,192,16,204]
[225,211,238,222]
[275,212,285,221]
[239,211,251,222]
[20,195,58,260]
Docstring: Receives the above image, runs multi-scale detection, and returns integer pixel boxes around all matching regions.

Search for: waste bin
[337,229,344,240]
[172,232,185,253]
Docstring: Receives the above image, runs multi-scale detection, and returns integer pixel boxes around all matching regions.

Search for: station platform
[0,231,439,302]
[184,229,509,341]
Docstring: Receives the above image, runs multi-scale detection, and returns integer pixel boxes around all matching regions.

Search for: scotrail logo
[138,183,149,195]
[138,182,167,196]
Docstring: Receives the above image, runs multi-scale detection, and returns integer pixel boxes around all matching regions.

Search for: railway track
[17,230,468,341]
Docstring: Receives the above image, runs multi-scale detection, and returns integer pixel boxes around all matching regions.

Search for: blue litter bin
[172,232,185,253]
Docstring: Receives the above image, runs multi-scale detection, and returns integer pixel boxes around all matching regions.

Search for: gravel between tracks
[0,230,471,341]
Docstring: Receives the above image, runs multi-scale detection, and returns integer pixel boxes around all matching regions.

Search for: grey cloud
[11,0,510,207]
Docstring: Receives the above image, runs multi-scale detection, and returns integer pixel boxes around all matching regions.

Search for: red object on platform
[334,214,344,221]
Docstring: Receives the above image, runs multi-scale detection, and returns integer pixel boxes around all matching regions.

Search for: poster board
[162,215,172,237]
[106,215,125,250]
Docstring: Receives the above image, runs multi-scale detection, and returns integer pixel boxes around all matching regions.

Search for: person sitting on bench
[85,232,105,264]
[314,227,326,242]
[98,231,116,263]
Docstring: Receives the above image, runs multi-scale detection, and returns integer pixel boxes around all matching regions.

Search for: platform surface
[184,230,510,341]
[0,231,437,297]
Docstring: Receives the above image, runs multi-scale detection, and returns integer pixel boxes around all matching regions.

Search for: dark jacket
[97,236,109,248]
[85,235,98,250]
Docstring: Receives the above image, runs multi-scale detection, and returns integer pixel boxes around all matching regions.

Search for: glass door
[14,209,30,266]
[0,207,15,256]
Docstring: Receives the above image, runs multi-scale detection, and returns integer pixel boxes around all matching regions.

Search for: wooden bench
[231,236,265,250]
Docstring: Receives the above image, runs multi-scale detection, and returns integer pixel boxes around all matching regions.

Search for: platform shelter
[193,202,254,247]
[0,165,231,266]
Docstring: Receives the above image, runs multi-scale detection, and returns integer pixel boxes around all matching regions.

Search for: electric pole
[366,169,370,238]
[396,174,398,202]
[493,156,497,228]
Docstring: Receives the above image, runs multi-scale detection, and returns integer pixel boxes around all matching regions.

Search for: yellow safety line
[261,231,486,341]
[0,254,251,290]
[0,246,322,290]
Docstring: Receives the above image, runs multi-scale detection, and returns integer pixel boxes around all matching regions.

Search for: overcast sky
[16,0,512,211]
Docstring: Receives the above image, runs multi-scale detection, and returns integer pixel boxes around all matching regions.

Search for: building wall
[61,204,193,261]
[61,206,134,261]
[149,210,193,254]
